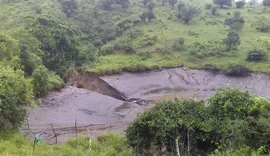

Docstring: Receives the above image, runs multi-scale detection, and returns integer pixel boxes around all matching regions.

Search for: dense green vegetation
[126,87,270,155]
[1,0,270,155]
[0,132,132,156]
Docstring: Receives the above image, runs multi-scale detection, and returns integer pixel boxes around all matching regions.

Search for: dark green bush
[137,52,152,60]
[100,44,115,55]
[173,37,185,51]
[139,35,158,47]
[236,1,245,8]
[253,16,270,32]
[205,3,213,10]
[225,63,249,76]
[247,49,267,62]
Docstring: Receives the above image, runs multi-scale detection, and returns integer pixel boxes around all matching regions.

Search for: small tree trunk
[161,142,167,156]
[176,136,180,156]
[187,130,190,156]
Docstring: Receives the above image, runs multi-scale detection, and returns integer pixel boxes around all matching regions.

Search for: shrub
[32,66,64,97]
[246,49,267,62]
[203,63,220,71]
[139,35,158,47]
[100,44,115,55]
[263,0,270,6]
[252,16,270,32]
[205,3,213,10]
[137,52,152,60]
[236,1,245,8]
[173,37,185,51]
[225,63,249,76]
[211,6,218,15]
[188,41,226,58]
[224,11,245,31]
[178,5,200,23]
[223,30,241,51]
[0,66,34,129]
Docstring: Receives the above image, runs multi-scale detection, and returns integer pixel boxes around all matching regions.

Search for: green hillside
[1,0,270,155]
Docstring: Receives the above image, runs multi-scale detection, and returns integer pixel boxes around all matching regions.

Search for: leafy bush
[100,44,115,55]
[127,87,270,155]
[188,41,226,58]
[236,1,245,8]
[224,11,245,31]
[211,6,218,15]
[205,3,213,10]
[173,37,185,51]
[225,63,249,76]
[213,0,232,8]
[252,16,270,32]
[139,35,158,47]
[0,66,34,130]
[32,66,64,97]
[223,30,241,51]
[247,49,267,62]
[203,63,220,71]
[137,51,152,60]
[263,0,270,6]
[114,41,134,54]
[178,5,200,23]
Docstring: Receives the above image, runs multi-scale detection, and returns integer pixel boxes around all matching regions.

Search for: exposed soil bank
[67,70,127,100]
[101,67,270,100]
[22,67,270,143]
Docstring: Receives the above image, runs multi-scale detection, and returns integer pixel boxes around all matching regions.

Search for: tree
[162,0,168,5]
[263,0,270,6]
[0,66,34,129]
[126,99,206,155]
[99,0,115,11]
[223,30,241,51]
[140,11,155,22]
[169,0,178,9]
[213,0,232,8]
[142,0,150,6]
[61,0,78,18]
[178,2,185,11]
[27,15,82,76]
[178,6,199,24]
[8,29,43,76]
[236,1,245,8]
[211,6,217,15]
[32,66,50,97]
[224,11,245,31]
[115,0,130,9]
[147,1,155,11]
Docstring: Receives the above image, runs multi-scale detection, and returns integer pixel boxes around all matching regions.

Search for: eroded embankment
[66,70,127,101]
[101,67,270,100]
[22,67,270,144]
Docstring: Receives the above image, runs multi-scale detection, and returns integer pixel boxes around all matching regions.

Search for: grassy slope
[0,132,132,156]
[90,0,270,74]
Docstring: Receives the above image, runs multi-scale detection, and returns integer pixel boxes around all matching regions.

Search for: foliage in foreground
[0,132,132,156]
[126,87,270,155]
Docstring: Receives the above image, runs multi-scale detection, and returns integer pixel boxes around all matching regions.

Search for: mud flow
[21,67,270,143]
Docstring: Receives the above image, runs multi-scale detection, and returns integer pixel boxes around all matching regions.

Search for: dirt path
[22,67,270,143]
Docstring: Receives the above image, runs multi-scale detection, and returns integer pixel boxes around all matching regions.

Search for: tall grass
[0,132,132,156]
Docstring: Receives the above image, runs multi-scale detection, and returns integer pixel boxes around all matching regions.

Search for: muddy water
[22,67,270,143]
[102,67,270,100]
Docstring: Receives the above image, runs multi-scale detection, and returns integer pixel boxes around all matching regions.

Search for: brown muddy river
[21,67,270,143]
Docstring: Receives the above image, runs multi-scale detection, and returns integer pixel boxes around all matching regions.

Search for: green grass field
[90,1,270,74]
[0,132,132,156]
